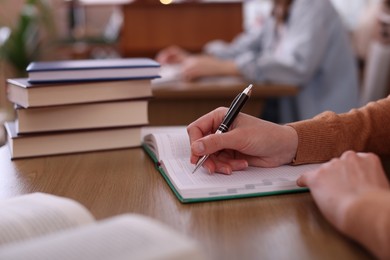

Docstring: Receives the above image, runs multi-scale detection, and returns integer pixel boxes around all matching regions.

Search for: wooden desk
[120,1,243,57]
[149,78,298,125]
[0,146,372,259]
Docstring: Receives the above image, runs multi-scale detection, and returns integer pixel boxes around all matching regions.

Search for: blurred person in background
[157,0,359,123]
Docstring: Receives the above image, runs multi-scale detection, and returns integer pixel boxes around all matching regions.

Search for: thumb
[296,171,312,187]
[191,132,232,156]
[297,173,307,187]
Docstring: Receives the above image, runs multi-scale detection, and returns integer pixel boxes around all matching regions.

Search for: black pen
[192,84,253,174]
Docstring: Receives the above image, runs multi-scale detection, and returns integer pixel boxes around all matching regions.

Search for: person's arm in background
[178,24,268,81]
[155,27,266,81]
[155,1,268,80]
[202,27,265,61]
[155,45,191,64]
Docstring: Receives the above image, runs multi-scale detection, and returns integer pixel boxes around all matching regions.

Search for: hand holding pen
[192,84,253,173]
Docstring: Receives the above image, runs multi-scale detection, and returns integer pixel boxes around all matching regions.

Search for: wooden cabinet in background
[120,1,243,57]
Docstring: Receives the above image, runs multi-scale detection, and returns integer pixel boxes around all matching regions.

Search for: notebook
[142,127,320,203]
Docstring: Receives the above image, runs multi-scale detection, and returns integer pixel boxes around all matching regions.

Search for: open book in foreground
[0,193,204,260]
[142,127,320,203]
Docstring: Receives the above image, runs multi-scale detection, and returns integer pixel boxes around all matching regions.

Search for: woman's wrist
[283,125,298,164]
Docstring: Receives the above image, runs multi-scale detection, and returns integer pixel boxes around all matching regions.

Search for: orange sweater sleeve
[287,96,390,165]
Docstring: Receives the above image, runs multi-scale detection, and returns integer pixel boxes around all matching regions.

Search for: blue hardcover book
[26,58,161,83]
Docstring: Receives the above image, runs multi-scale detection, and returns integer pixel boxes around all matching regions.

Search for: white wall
[243,0,382,31]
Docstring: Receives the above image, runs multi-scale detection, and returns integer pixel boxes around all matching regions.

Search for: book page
[0,193,95,247]
[141,126,187,140]
[142,128,189,160]
[0,214,205,260]
[161,157,320,199]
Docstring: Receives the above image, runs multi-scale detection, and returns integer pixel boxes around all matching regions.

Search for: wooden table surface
[0,145,373,260]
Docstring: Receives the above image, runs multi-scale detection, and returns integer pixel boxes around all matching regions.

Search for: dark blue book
[26,58,161,83]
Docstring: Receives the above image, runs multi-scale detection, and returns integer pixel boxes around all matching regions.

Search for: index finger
[186,107,228,145]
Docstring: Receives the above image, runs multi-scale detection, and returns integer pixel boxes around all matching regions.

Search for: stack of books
[4,58,160,159]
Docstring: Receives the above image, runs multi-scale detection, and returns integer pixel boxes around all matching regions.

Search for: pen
[192,84,253,174]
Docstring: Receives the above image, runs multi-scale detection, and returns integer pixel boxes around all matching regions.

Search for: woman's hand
[297,151,390,259]
[187,107,298,174]
[181,55,239,81]
[155,45,190,64]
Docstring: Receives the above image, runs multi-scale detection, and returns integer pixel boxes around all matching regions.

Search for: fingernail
[218,167,232,175]
[204,166,212,175]
[239,161,248,169]
[193,141,205,154]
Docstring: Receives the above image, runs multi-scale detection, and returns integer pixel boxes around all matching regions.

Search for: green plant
[0,0,56,76]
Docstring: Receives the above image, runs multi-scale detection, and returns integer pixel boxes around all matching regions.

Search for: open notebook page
[143,130,189,160]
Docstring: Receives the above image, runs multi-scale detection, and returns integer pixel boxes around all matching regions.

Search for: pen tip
[244,84,253,95]
[192,165,199,174]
